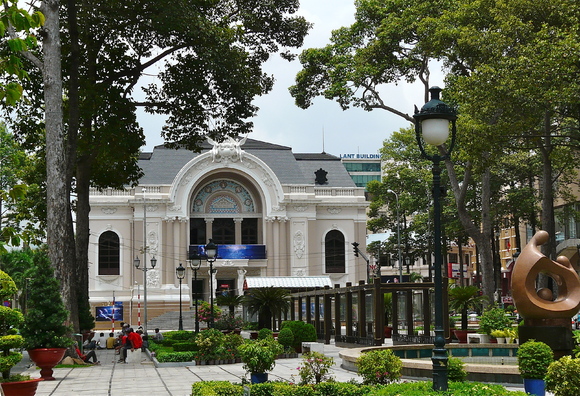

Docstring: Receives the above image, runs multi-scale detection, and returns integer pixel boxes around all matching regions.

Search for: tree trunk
[540,111,556,259]
[75,156,92,331]
[444,157,495,304]
[42,0,78,328]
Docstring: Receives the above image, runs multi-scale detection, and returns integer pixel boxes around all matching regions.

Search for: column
[205,218,214,241]
[234,218,243,244]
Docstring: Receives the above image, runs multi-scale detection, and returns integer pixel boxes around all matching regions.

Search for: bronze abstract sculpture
[512,230,580,320]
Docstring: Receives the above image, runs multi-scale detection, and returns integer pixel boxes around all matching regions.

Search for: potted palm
[517,340,553,396]
[448,285,487,343]
[237,337,283,383]
[20,252,73,381]
[243,287,290,330]
[0,269,41,396]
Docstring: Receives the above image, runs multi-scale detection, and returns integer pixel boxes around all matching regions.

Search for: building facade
[88,138,369,327]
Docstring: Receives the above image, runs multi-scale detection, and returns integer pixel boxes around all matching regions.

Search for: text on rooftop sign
[339,154,380,159]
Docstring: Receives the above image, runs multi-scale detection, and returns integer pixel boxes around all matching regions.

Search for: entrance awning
[243,276,332,290]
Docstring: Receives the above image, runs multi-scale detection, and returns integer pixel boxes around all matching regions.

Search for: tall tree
[3,0,311,331]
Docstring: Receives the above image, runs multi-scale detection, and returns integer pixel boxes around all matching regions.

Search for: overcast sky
[137,0,445,156]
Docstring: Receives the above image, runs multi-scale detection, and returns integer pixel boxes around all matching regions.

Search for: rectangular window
[190,219,206,245]
[242,218,258,244]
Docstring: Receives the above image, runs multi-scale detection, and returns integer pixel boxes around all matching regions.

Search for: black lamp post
[414,86,457,392]
[176,263,185,331]
[205,239,218,328]
[188,254,202,333]
[134,255,157,334]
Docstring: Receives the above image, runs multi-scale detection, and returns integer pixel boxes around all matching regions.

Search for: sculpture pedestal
[519,318,573,359]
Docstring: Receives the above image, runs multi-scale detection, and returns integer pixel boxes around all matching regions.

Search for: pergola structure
[289,278,450,346]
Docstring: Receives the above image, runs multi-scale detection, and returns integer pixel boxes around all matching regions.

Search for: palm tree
[448,285,488,330]
[243,287,290,330]
[216,294,244,315]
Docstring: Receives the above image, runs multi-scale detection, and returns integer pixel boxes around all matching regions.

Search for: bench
[467,334,490,344]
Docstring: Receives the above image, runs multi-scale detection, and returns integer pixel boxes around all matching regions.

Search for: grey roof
[137,138,355,188]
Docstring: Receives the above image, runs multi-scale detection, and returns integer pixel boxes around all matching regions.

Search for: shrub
[163,330,194,341]
[356,349,402,385]
[258,328,273,340]
[478,307,512,335]
[375,381,528,395]
[0,270,24,380]
[297,351,334,384]
[196,328,226,360]
[214,314,245,331]
[277,327,294,350]
[280,321,316,350]
[447,356,467,382]
[172,342,198,352]
[545,356,580,396]
[517,340,553,379]
[191,381,243,396]
[238,338,283,374]
[155,351,196,363]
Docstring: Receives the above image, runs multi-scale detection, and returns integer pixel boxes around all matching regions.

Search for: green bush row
[190,381,527,396]
[155,351,196,363]
[173,342,199,352]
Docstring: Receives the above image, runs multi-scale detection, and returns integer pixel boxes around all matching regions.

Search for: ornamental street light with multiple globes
[188,253,202,333]
[176,263,186,331]
[134,255,157,335]
[204,239,218,328]
[414,86,457,392]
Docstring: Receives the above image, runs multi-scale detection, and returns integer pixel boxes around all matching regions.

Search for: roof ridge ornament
[206,135,248,164]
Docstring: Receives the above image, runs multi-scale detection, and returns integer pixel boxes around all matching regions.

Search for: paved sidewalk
[18,343,536,396]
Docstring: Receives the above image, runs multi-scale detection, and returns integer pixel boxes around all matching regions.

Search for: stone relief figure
[294,230,305,259]
[512,230,580,320]
[146,269,160,289]
[206,135,247,164]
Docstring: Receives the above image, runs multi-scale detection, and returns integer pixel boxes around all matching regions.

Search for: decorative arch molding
[192,179,255,214]
[169,151,285,218]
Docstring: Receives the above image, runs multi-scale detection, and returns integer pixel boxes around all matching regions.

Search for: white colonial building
[88,137,368,327]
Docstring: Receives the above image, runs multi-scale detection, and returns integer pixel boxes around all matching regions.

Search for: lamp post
[188,254,202,333]
[134,255,157,335]
[176,263,186,331]
[387,189,403,283]
[414,86,457,392]
[205,239,218,328]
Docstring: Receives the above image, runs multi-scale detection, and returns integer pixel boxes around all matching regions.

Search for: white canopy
[243,276,332,290]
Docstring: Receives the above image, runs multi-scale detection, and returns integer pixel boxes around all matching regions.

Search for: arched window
[325,230,345,273]
[99,231,120,275]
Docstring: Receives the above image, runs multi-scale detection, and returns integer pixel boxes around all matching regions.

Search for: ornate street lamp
[414,86,457,392]
[205,239,218,328]
[134,255,157,334]
[176,263,186,331]
[188,253,202,333]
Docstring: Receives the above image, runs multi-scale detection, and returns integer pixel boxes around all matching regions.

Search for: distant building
[339,153,382,189]
[88,138,369,327]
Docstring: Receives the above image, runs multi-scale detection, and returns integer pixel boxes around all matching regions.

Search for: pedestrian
[119,327,142,363]
[75,342,100,365]
[106,332,116,349]
[153,328,163,342]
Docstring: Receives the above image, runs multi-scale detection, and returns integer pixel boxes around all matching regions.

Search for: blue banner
[189,244,266,260]
[95,302,123,322]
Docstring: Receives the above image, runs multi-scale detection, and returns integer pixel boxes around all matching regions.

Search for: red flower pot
[1,378,42,396]
[28,348,67,381]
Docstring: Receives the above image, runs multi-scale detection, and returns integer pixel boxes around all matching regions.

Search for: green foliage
[280,321,316,350]
[191,381,244,396]
[244,287,291,330]
[0,270,23,380]
[196,301,222,323]
[195,329,226,361]
[172,342,198,352]
[297,351,334,385]
[478,307,512,335]
[163,330,194,341]
[545,356,580,396]
[20,251,72,349]
[447,357,467,382]
[214,314,245,331]
[517,340,554,379]
[448,285,488,330]
[356,349,402,385]
[238,338,283,374]
[77,295,95,332]
[155,351,196,363]
[258,328,273,340]
[373,381,528,395]
[277,327,295,350]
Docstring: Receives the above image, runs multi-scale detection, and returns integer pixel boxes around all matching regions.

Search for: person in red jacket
[75,343,99,365]
[119,328,142,363]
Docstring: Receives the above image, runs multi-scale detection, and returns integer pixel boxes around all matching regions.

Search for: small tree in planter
[0,271,25,379]
[479,306,512,336]
[356,349,402,385]
[238,338,283,383]
[280,320,316,353]
[277,327,294,354]
[448,285,487,332]
[518,340,553,396]
[20,251,72,380]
